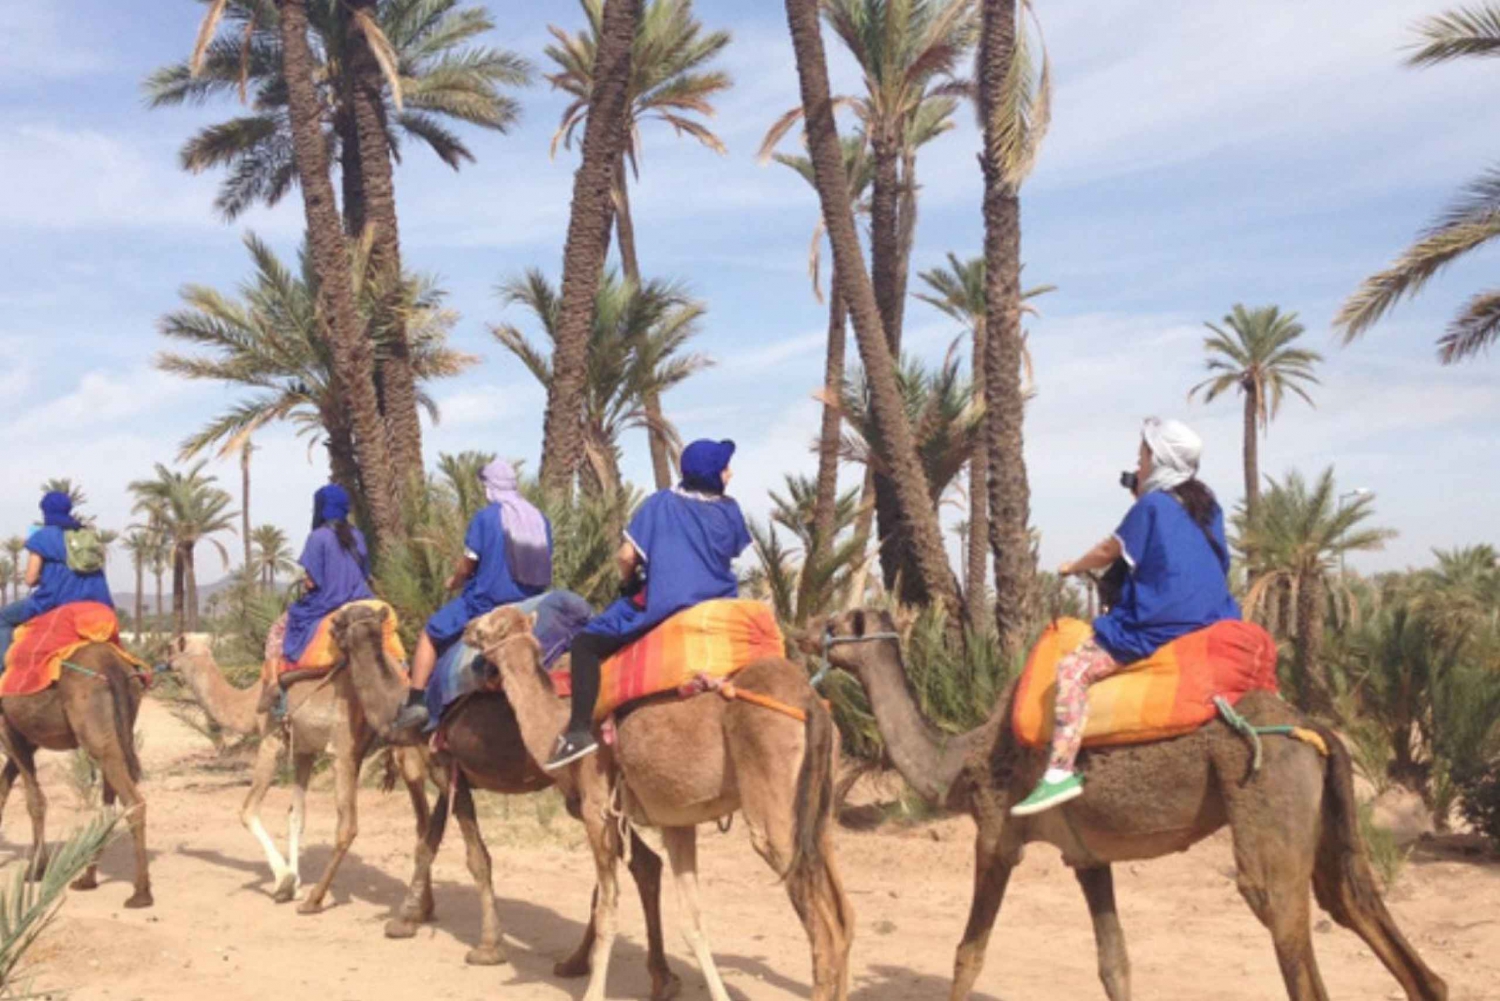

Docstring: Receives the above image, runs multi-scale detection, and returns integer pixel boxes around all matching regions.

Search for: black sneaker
[388,691,430,740]
[544,731,598,771]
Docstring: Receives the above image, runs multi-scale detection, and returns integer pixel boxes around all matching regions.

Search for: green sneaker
[1010,773,1084,817]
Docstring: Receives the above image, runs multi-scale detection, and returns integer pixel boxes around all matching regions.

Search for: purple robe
[282,525,374,662]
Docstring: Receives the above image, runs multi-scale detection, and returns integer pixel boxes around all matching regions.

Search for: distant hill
[115,576,271,615]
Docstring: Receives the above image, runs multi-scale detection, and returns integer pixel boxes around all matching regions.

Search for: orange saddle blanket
[1012,618,1279,749]
[1,602,151,698]
[278,599,407,678]
[551,599,785,722]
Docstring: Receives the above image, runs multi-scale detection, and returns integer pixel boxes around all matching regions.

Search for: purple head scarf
[482,460,551,588]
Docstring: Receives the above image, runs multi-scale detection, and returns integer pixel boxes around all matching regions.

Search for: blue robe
[584,488,752,642]
[425,503,552,648]
[1092,490,1241,663]
[283,525,374,662]
[23,527,112,618]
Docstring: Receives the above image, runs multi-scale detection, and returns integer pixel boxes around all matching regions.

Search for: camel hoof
[651,972,683,1001]
[385,919,418,940]
[296,899,324,916]
[465,946,507,967]
[553,954,590,979]
[124,889,154,909]
[70,872,98,892]
[272,874,298,904]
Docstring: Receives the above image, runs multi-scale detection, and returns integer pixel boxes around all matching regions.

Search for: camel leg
[949,830,1017,1001]
[556,835,680,1001]
[451,773,508,966]
[578,763,623,1001]
[1076,866,1130,1001]
[399,747,435,921]
[6,736,48,881]
[91,738,152,908]
[281,753,313,903]
[240,729,296,900]
[0,758,19,828]
[388,767,449,939]
[297,728,372,915]
[660,826,731,1001]
[70,782,115,892]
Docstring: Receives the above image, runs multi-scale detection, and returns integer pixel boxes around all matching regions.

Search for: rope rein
[810,630,901,688]
[1213,696,1328,775]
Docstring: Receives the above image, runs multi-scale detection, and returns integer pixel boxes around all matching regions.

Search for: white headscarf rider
[1139,417,1203,495]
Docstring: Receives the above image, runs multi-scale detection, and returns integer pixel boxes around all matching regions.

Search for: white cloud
[0,6,106,84]
[433,381,545,428]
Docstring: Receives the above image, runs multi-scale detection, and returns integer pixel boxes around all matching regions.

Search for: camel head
[161,632,214,672]
[463,606,539,665]
[807,608,904,680]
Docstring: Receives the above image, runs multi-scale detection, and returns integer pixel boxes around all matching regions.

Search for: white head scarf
[1140,417,1202,495]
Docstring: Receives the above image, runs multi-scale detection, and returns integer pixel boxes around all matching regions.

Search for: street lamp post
[1337,488,1372,575]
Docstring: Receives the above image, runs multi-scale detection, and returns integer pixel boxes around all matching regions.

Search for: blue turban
[40,491,81,530]
[311,483,352,528]
[679,439,736,495]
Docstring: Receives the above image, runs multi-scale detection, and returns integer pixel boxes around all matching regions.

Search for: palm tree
[1237,468,1395,713]
[546,0,731,489]
[1189,305,1321,517]
[540,0,641,497]
[747,476,864,626]
[148,530,172,636]
[129,462,239,634]
[0,559,11,604]
[494,270,711,497]
[436,450,497,522]
[915,252,1052,625]
[1336,6,1500,361]
[156,232,473,514]
[251,524,298,590]
[40,478,87,508]
[976,0,1050,652]
[3,538,25,597]
[780,0,962,619]
[121,530,157,638]
[147,0,532,226]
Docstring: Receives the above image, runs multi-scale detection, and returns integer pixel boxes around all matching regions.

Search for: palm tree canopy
[1408,5,1500,66]
[1189,304,1322,431]
[251,524,298,579]
[128,461,240,569]
[146,0,533,219]
[544,0,733,166]
[156,231,476,460]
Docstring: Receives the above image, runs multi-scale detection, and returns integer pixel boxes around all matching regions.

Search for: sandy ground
[7,695,1499,1001]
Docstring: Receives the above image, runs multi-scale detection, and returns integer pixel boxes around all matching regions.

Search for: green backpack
[64,529,106,574]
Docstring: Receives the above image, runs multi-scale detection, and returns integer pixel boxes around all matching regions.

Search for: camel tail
[1311,724,1449,1001]
[788,694,834,888]
[104,659,142,784]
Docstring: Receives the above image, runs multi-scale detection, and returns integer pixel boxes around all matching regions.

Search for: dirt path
[8,696,1498,1000]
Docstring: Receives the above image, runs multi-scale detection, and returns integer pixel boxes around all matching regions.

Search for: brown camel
[813,608,1447,1001]
[453,605,854,1001]
[333,603,679,997]
[0,642,151,907]
[166,632,431,912]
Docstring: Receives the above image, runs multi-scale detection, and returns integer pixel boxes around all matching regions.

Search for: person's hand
[444,574,462,592]
[1057,560,1075,577]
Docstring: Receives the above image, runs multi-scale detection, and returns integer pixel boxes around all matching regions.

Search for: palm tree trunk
[172,545,186,637]
[804,276,847,615]
[782,0,961,620]
[844,466,876,610]
[241,442,252,573]
[1243,383,1260,517]
[614,154,674,491]
[966,377,990,627]
[869,129,903,355]
[1294,573,1328,714]
[347,0,424,482]
[154,567,164,639]
[278,0,399,545]
[979,0,1037,653]
[133,558,144,642]
[337,111,365,235]
[185,542,200,633]
[540,0,640,498]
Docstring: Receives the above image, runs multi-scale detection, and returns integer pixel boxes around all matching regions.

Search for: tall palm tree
[781,0,962,619]
[129,462,239,634]
[40,478,87,508]
[269,0,401,543]
[436,450,497,522]
[3,537,26,597]
[1336,6,1500,361]
[494,270,711,497]
[540,0,641,498]
[156,231,473,508]
[0,559,11,604]
[1237,468,1395,713]
[545,0,732,489]
[148,0,532,226]
[1189,305,1321,517]
[916,251,1052,625]
[976,0,1050,652]
[251,524,298,590]
[121,530,156,638]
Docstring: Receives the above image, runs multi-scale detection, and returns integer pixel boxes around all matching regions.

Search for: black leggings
[565,631,629,734]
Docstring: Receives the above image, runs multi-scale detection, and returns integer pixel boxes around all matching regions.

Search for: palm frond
[1408,5,1500,65]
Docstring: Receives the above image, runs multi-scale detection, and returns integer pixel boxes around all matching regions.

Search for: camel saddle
[1,602,150,697]
[1012,617,1279,750]
[276,599,406,680]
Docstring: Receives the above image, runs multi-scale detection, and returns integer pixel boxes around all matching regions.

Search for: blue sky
[1,0,1497,592]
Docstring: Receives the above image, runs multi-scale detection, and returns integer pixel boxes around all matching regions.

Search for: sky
[1,0,1498,593]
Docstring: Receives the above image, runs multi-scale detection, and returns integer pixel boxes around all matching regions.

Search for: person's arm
[1059,536,1122,577]
[445,554,478,592]
[616,541,640,580]
[23,553,42,588]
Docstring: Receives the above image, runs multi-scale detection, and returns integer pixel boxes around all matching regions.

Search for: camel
[0,642,152,907]
[332,603,680,997]
[445,605,854,1001]
[812,608,1447,1001]
[166,632,432,912]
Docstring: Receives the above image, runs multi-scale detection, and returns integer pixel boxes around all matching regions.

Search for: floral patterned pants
[1049,638,1123,772]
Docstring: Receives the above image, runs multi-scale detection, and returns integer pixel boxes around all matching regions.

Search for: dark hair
[1170,478,1219,531]
[329,518,358,555]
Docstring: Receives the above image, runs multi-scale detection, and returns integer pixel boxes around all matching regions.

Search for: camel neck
[178,650,260,736]
[855,642,977,805]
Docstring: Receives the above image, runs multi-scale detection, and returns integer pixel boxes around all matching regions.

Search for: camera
[1119,470,1138,493]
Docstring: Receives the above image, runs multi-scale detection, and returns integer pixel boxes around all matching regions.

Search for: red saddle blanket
[1,602,150,697]
[1012,618,1280,749]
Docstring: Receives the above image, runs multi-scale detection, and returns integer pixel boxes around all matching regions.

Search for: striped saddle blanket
[277,599,407,678]
[1012,617,1280,749]
[1,602,150,697]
